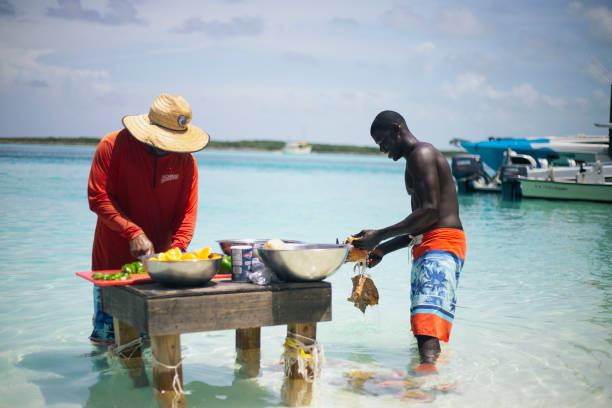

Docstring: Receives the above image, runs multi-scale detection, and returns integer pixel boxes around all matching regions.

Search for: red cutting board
[76,270,154,286]
[76,270,233,286]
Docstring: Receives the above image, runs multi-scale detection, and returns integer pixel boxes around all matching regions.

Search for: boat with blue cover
[458,134,609,172]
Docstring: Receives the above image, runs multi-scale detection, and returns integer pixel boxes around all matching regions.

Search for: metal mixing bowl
[143,254,222,287]
[216,239,303,257]
[256,243,350,282]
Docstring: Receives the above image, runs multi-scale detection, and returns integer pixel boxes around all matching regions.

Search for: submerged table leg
[113,318,148,387]
[282,322,317,407]
[152,334,187,408]
[235,327,261,377]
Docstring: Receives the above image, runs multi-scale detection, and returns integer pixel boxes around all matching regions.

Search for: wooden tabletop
[100,279,332,336]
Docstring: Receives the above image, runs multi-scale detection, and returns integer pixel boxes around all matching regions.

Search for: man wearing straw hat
[87,94,209,344]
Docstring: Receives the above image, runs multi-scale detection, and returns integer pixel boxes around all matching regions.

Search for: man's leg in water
[416,335,441,364]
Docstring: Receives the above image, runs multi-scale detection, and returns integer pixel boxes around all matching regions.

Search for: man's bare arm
[377,234,413,254]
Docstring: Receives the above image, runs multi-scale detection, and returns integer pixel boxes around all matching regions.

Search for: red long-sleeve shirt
[88,129,198,270]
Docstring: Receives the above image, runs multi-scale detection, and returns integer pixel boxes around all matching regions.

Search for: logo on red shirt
[161,174,179,184]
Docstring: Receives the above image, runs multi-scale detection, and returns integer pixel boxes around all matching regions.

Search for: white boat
[515,117,612,202]
[282,141,312,155]
[491,142,612,201]
[514,160,612,202]
[518,178,612,202]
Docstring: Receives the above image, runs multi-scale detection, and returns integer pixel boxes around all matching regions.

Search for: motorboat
[451,154,499,193]
[451,149,545,193]
[516,161,612,202]
[456,134,610,172]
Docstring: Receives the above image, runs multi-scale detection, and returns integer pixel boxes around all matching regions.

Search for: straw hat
[122,94,209,153]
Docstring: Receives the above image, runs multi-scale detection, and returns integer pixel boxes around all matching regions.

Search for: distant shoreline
[0,137,463,157]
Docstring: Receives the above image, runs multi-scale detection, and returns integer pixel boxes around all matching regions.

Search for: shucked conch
[347,262,379,313]
[344,236,379,313]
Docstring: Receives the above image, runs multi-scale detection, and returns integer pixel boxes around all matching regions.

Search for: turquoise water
[0,143,611,407]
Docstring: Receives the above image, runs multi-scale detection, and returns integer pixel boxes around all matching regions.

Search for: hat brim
[122,114,210,153]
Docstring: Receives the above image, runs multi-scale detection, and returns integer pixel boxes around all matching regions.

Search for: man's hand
[352,229,382,251]
[129,233,154,258]
[367,247,385,268]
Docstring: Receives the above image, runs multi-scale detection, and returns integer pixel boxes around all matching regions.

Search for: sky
[0,0,611,149]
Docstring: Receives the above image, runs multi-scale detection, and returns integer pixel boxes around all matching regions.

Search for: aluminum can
[231,245,252,281]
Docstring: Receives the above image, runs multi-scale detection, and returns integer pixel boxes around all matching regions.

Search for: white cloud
[443,72,486,99]
[568,1,612,44]
[485,85,504,101]
[0,47,112,97]
[383,6,482,36]
[484,83,540,105]
[542,94,567,109]
[574,97,588,109]
[584,5,612,39]
[484,82,595,116]
[437,8,482,36]
[593,88,606,99]
[171,16,264,37]
[511,83,539,105]
[46,0,143,25]
[0,0,607,144]
[414,41,435,53]
[211,84,394,110]
[448,76,564,109]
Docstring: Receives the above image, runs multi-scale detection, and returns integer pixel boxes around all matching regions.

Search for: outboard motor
[451,154,490,193]
[500,164,528,200]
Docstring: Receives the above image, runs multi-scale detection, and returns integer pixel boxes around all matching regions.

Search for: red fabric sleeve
[88,134,144,241]
[171,155,198,251]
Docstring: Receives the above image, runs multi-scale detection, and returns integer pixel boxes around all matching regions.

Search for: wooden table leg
[282,322,316,406]
[113,318,148,387]
[235,327,261,377]
[152,334,187,408]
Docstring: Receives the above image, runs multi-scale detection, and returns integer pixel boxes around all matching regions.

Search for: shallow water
[0,144,610,407]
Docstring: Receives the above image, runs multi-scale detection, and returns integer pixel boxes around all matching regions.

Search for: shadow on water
[16,347,281,408]
[16,349,95,406]
[184,378,280,408]
[17,348,156,407]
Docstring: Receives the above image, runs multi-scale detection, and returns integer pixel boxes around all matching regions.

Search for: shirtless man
[352,110,467,370]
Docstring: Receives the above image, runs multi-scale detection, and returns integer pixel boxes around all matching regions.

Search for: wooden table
[100,279,332,407]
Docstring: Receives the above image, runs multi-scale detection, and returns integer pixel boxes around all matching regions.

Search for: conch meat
[347,262,379,313]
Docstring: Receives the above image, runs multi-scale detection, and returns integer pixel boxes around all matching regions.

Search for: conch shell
[344,236,368,263]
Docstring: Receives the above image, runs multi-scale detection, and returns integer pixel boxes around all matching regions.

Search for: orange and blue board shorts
[410,228,466,342]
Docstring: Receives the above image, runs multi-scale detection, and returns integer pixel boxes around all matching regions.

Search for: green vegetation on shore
[0,137,102,145]
[0,137,461,157]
